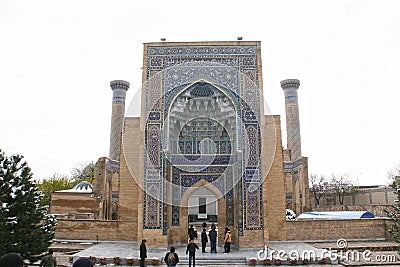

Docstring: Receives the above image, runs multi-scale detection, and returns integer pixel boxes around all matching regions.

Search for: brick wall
[285,218,390,241]
[50,193,99,215]
[310,188,395,207]
[54,220,136,242]
[119,117,143,242]
[54,218,391,243]
[262,115,287,241]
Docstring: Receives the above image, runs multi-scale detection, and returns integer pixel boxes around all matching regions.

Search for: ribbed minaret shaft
[109,80,129,161]
[281,79,302,161]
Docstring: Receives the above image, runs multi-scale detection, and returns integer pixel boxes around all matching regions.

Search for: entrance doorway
[188,186,218,224]
[187,187,219,244]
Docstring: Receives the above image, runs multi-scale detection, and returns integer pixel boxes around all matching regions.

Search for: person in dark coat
[208,228,217,253]
[186,239,199,267]
[188,225,195,240]
[39,249,57,267]
[139,239,147,267]
[0,253,23,267]
[164,246,179,267]
[201,228,208,253]
[210,223,216,230]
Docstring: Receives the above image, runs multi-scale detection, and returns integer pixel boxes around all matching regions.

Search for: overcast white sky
[1,0,399,185]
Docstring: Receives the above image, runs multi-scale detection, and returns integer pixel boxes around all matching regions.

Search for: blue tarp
[297,211,375,220]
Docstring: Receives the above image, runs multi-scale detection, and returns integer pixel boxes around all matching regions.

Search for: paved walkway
[51,240,400,266]
[71,241,334,266]
[73,242,257,265]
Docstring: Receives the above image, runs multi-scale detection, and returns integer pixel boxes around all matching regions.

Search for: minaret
[281,79,302,161]
[109,80,130,161]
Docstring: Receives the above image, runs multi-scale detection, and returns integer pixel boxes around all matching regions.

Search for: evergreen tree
[0,150,57,261]
[386,181,400,248]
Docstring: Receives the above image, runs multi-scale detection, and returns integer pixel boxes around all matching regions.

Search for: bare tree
[71,161,95,184]
[330,174,355,205]
[309,174,329,207]
[388,163,400,181]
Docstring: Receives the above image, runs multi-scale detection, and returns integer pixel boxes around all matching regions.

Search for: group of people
[190,222,217,253]
[139,223,231,267]
[189,223,232,253]
[183,223,232,267]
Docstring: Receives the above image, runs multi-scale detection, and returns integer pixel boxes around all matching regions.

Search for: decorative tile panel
[143,43,263,231]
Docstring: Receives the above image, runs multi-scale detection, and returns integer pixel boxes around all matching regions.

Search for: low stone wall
[55,218,392,244]
[285,218,390,241]
[54,219,135,241]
